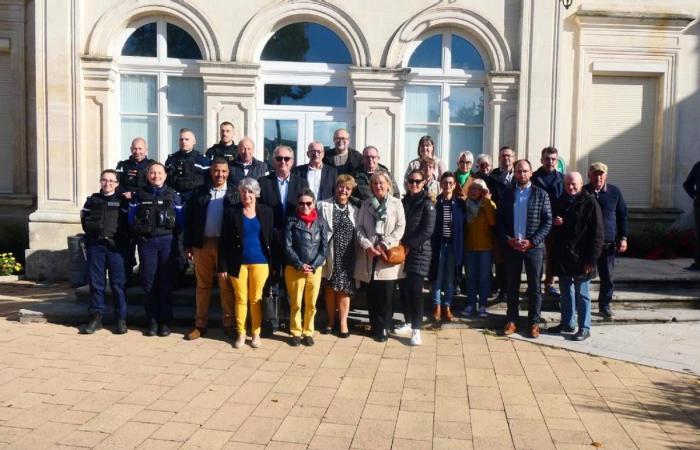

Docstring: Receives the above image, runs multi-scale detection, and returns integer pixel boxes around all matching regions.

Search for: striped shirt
[441,201,452,239]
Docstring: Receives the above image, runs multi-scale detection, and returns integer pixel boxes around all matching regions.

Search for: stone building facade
[0,0,697,279]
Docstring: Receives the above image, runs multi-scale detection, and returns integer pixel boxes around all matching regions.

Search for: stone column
[349,67,409,178]
[200,62,259,150]
[487,71,519,161]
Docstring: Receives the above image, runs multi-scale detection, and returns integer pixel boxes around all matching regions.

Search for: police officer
[129,162,184,337]
[164,128,210,203]
[205,121,238,163]
[115,137,155,279]
[81,169,130,335]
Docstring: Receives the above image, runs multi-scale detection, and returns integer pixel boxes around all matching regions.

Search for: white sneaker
[410,330,422,346]
[478,306,488,318]
[234,333,246,349]
[394,323,412,335]
[250,334,261,348]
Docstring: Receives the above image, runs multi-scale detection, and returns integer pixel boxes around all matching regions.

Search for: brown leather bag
[381,244,406,265]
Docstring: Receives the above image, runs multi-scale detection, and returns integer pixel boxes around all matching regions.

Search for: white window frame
[403,30,488,167]
[115,17,204,164]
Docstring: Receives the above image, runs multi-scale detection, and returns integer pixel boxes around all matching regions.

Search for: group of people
[81,122,629,347]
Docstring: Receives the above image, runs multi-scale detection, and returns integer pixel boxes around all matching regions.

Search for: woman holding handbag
[398,169,436,345]
[355,171,406,342]
[317,174,359,338]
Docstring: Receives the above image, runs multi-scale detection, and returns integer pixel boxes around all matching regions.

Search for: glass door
[261,111,351,167]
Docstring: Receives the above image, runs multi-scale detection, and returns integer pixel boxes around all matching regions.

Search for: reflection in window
[120,75,158,159]
[121,23,157,57]
[451,35,485,70]
[264,85,347,107]
[261,22,352,64]
[264,119,298,164]
[408,34,442,68]
[167,24,202,59]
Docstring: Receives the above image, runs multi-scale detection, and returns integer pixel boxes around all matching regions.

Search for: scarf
[297,208,317,228]
[370,195,388,235]
[466,198,481,224]
[456,170,471,187]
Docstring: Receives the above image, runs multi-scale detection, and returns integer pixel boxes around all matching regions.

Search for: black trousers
[399,273,425,330]
[694,207,700,265]
[504,247,543,325]
[367,279,396,337]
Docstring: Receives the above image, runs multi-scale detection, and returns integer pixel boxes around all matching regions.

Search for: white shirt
[307,166,322,199]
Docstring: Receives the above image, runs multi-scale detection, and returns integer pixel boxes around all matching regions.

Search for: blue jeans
[559,276,592,330]
[596,243,616,309]
[431,243,455,306]
[466,251,492,308]
[138,234,177,323]
[87,242,127,320]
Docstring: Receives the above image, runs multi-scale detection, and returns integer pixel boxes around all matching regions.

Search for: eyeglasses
[334,137,349,141]
[298,201,313,207]
[275,156,292,162]
[407,178,424,185]
[459,160,471,164]
[308,149,323,154]
[100,179,118,184]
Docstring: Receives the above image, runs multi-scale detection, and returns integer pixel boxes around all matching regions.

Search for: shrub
[0,252,22,275]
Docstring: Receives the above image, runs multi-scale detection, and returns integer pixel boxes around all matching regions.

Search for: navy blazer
[293,164,337,202]
[429,194,467,279]
[496,184,552,248]
[257,172,310,231]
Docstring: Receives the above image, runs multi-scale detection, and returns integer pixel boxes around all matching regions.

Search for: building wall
[12,0,700,279]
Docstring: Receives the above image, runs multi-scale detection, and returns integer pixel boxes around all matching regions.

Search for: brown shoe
[433,304,441,322]
[223,326,235,338]
[443,306,454,322]
[185,327,206,341]
[503,322,517,335]
[530,324,540,338]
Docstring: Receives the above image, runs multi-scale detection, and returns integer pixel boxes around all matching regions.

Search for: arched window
[404,31,486,168]
[258,22,353,164]
[118,19,204,162]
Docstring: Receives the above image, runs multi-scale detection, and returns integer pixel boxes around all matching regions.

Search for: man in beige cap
[583,162,628,318]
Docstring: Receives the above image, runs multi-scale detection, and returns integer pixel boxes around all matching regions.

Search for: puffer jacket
[285,215,328,270]
[401,191,436,276]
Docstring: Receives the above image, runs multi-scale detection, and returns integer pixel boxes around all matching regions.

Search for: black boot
[158,323,171,337]
[83,314,102,334]
[114,319,128,335]
[144,319,157,337]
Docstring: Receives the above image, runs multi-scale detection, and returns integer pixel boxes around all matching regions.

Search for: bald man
[548,171,603,341]
[229,137,269,188]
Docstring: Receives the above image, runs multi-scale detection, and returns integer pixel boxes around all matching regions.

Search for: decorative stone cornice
[80,56,117,93]
[487,71,519,102]
[199,61,260,96]
[349,67,410,102]
[576,9,695,29]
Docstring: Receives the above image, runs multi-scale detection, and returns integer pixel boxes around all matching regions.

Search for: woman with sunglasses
[455,151,475,192]
[398,169,436,345]
[355,171,406,342]
[404,135,447,182]
[429,172,467,322]
[284,189,328,347]
[317,174,359,338]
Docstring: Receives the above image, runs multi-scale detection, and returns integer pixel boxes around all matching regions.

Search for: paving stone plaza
[0,318,698,450]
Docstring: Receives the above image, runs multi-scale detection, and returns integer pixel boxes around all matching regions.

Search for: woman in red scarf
[284,189,328,346]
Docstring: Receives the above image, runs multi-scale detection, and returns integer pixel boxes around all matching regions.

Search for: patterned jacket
[495,184,552,248]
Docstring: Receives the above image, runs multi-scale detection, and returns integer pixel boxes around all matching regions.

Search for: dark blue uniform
[164,149,210,203]
[205,142,238,163]
[81,192,130,322]
[129,185,184,333]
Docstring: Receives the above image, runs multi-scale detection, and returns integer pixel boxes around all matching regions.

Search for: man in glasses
[80,170,130,335]
[258,146,309,336]
[294,141,337,201]
[350,145,399,207]
[323,128,363,176]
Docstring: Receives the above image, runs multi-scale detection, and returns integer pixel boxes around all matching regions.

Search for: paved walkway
[0,320,698,449]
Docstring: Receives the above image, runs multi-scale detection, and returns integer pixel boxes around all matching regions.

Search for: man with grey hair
[294,141,337,201]
[350,145,399,207]
[472,153,492,181]
[548,171,603,341]
[258,145,309,336]
[229,137,269,189]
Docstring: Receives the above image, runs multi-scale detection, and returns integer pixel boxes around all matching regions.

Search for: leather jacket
[284,215,328,270]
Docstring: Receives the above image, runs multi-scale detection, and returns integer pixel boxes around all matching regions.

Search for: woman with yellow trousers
[284,189,328,347]
[218,178,274,349]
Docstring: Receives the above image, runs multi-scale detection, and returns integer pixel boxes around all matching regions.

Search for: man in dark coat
[350,146,400,207]
[548,172,603,341]
[322,128,363,176]
[682,160,700,271]
[583,162,628,318]
[258,145,310,335]
[294,141,337,202]
[205,121,238,162]
[496,159,552,338]
[229,137,269,189]
[487,146,516,300]
[531,146,565,297]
